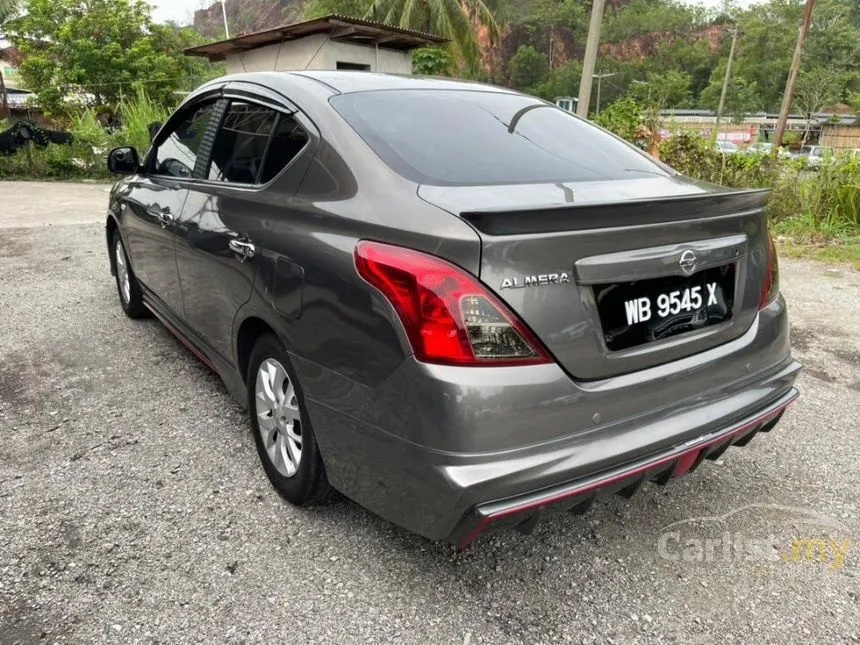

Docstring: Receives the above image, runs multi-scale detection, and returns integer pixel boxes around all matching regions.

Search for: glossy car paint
[107,72,800,545]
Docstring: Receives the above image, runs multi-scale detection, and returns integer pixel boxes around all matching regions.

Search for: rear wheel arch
[236,316,279,382]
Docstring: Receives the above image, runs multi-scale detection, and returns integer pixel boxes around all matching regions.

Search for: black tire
[247,333,331,505]
[111,231,148,319]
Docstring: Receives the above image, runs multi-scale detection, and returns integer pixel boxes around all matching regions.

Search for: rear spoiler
[460,189,770,236]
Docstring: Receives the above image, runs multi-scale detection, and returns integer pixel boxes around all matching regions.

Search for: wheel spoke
[268,431,285,472]
[257,361,278,408]
[285,422,302,446]
[257,410,276,434]
[284,432,301,471]
[270,363,287,404]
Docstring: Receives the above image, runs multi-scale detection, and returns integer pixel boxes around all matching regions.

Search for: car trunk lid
[419,177,770,380]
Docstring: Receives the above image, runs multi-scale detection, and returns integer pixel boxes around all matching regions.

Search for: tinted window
[260,114,309,183]
[208,102,277,184]
[153,102,217,178]
[330,90,667,186]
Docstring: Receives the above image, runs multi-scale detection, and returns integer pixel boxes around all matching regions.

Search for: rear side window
[330,90,667,186]
[208,102,277,184]
[208,101,310,185]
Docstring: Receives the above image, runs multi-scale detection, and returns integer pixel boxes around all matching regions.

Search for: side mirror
[148,122,163,143]
[107,146,140,175]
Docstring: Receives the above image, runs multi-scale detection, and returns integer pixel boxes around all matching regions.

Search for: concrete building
[185,14,444,75]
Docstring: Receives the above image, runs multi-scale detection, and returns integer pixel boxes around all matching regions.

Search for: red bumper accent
[456,392,797,549]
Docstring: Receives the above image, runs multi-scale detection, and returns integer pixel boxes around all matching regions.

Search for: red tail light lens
[354,241,551,366]
[759,234,780,309]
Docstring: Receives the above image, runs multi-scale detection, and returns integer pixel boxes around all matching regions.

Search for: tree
[508,44,548,90]
[592,96,644,142]
[629,70,693,108]
[794,67,842,144]
[304,0,373,20]
[364,0,501,71]
[412,47,456,75]
[527,59,582,102]
[0,0,21,118]
[9,0,216,114]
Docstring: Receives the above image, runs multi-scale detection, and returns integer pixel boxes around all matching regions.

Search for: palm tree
[0,0,21,118]
[365,0,501,72]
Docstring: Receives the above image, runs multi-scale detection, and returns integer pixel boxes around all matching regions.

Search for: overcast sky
[150,0,757,26]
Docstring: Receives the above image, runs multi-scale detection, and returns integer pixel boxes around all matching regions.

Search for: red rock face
[599,23,727,63]
[193,0,306,39]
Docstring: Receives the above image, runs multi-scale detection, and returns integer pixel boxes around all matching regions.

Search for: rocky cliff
[193,0,306,39]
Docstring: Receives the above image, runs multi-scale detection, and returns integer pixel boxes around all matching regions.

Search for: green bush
[658,132,780,188]
[658,131,860,240]
[117,85,171,156]
[0,87,170,181]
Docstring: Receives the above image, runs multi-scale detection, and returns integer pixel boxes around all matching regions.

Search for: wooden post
[773,0,816,151]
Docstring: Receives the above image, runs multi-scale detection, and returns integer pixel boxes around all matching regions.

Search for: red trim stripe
[146,305,217,373]
[458,396,796,549]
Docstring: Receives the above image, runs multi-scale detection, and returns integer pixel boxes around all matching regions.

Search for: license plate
[594,265,735,351]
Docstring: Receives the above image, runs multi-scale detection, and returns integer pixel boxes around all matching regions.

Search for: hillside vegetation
[193,0,860,116]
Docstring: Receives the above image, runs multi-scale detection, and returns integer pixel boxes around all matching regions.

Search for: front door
[121,177,186,315]
[122,99,222,317]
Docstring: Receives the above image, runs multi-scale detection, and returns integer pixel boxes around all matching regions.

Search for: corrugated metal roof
[185,14,446,61]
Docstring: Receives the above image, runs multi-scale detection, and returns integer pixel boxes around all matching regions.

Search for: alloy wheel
[115,238,131,305]
[254,358,303,477]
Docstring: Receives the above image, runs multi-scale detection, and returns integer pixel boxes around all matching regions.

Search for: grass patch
[776,237,860,270]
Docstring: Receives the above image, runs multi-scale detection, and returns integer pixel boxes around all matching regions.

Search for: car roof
[286,71,518,95]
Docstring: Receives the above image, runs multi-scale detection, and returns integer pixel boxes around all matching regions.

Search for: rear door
[175,89,315,363]
[122,99,222,316]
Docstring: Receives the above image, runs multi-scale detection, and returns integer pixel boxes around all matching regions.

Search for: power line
[55,74,205,92]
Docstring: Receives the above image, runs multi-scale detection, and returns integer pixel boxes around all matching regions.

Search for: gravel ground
[1,182,858,644]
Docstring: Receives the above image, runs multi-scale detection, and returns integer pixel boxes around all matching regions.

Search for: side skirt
[141,288,247,407]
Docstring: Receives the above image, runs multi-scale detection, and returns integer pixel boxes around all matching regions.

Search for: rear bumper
[303,298,800,543]
[450,388,797,548]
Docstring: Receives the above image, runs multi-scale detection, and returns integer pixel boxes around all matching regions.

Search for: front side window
[152,102,218,179]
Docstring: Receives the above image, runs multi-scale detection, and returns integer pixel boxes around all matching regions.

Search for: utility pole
[221,0,230,39]
[593,72,616,116]
[773,0,816,150]
[712,27,739,143]
[577,0,606,118]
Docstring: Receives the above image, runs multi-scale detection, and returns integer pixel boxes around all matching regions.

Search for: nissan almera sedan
[105,72,800,547]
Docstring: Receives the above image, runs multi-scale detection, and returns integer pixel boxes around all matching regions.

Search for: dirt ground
[1,181,858,644]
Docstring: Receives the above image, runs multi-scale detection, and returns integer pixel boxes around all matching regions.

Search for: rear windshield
[330,89,668,186]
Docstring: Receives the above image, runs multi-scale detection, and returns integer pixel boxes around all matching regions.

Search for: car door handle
[146,205,173,227]
[228,238,257,261]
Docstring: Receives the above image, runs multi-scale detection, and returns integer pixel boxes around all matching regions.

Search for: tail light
[759,234,780,309]
[354,241,551,366]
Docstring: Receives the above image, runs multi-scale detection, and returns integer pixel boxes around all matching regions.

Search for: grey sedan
[105,72,800,547]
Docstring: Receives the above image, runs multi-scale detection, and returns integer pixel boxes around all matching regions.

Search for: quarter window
[152,101,218,179]
[260,114,309,183]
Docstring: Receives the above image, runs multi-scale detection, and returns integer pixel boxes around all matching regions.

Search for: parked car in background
[104,72,799,547]
[795,145,833,169]
[745,142,791,159]
[715,140,740,154]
